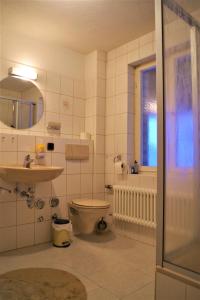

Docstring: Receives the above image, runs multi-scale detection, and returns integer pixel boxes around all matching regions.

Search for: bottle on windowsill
[131,160,139,174]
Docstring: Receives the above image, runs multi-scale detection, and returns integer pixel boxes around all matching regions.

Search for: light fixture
[8,66,38,81]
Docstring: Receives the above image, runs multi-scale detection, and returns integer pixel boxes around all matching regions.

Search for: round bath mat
[0,268,87,300]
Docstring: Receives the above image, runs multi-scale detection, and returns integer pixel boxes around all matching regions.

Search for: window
[135,62,157,170]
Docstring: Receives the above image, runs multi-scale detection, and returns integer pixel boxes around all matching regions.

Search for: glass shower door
[163,0,200,274]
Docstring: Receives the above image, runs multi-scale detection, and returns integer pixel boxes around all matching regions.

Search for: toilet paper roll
[115,161,124,175]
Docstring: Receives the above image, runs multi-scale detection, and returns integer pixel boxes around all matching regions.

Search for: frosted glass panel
[141,67,157,167]
[163,0,200,274]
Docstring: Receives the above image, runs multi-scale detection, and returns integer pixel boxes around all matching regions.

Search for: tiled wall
[0,59,85,138]
[105,32,157,244]
[105,31,156,186]
[0,133,93,252]
[85,51,107,199]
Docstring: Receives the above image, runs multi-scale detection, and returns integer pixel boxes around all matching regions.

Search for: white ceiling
[1,0,155,54]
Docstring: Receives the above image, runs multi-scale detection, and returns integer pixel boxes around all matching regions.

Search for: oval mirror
[0,76,44,129]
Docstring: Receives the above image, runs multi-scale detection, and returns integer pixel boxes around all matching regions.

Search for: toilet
[68,199,112,235]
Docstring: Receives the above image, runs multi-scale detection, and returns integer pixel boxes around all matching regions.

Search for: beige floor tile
[86,260,154,298]
[122,282,155,300]
[0,233,156,299]
[87,287,120,300]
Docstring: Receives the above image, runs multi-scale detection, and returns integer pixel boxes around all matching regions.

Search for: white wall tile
[106,78,115,97]
[93,174,105,194]
[52,174,66,197]
[73,116,84,136]
[60,76,73,96]
[105,135,115,155]
[114,113,128,134]
[0,151,17,165]
[45,112,60,130]
[127,49,140,65]
[60,114,73,135]
[46,72,60,93]
[81,174,93,194]
[106,97,115,116]
[85,116,95,135]
[17,223,34,248]
[73,98,85,117]
[116,55,127,76]
[0,201,16,227]
[98,60,106,79]
[139,42,154,60]
[107,49,116,61]
[35,221,51,244]
[94,135,105,154]
[17,200,35,225]
[127,39,139,52]
[115,74,128,95]
[18,135,35,152]
[81,156,93,174]
[96,116,105,135]
[85,98,95,117]
[53,137,66,153]
[60,95,73,116]
[45,91,60,114]
[67,160,80,174]
[139,32,154,47]
[0,227,16,252]
[67,174,81,195]
[52,153,66,174]
[106,60,116,79]
[0,134,17,151]
[96,98,105,117]
[97,78,106,98]
[35,181,52,197]
[106,115,115,135]
[0,179,16,202]
[74,79,85,99]
[94,154,105,173]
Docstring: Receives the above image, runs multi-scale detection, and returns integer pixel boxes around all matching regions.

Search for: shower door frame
[155,0,200,282]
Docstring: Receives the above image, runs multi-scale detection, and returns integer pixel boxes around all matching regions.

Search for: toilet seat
[72,199,110,209]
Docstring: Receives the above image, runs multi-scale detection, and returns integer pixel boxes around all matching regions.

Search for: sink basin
[0,165,64,184]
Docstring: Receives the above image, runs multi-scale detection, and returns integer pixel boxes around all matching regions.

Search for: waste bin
[52,218,71,247]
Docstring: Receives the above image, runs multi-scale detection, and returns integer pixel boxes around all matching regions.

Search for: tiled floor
[0,232,155,299]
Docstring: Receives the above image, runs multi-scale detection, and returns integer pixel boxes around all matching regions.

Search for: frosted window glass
[141,67,157,167]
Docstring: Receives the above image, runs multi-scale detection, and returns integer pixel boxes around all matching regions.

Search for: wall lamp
[8,66,38,81]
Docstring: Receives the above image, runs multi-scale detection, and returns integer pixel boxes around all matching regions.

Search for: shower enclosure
[156,0,200,281]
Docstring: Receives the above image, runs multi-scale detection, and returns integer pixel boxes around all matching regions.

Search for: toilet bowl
[68,199,112,235]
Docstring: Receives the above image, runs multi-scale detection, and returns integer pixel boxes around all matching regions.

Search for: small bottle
[131,165,135,174]
[133,160,139,174]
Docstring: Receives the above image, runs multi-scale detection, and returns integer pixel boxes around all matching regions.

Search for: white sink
[0,165,64,184]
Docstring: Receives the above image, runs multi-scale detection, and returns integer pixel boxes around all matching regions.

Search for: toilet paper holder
[113,154,121,162]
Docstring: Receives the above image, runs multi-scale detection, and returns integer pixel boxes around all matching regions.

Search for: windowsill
[139,166,157,173]
[128,166,157,176]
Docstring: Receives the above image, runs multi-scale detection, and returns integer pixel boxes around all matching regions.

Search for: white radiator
[113,185,157,228]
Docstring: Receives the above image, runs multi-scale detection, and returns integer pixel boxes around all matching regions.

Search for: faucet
[23,154,34,168]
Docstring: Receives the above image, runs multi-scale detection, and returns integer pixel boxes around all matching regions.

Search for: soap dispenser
[35,144,45,163]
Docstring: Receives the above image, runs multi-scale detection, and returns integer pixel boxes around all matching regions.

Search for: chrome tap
[23,154,34,168]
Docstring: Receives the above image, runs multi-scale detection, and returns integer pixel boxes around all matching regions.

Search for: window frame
[134,61,157,173]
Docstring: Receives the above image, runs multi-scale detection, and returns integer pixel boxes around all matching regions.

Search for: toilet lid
[72,199,110,209]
